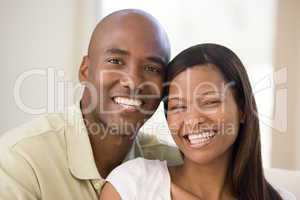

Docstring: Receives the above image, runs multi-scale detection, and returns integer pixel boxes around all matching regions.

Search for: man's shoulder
[137,133,183,166]
[0,113,65,152]
[0,113,68,199]
[0,113,69,186]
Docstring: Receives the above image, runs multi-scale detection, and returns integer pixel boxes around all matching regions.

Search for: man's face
[83,21,168,137]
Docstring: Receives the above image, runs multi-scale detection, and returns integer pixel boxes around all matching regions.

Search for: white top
[106,158,296,200]
[106,158,171,200]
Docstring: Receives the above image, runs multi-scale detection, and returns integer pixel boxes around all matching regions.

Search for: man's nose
[119,68,143,93]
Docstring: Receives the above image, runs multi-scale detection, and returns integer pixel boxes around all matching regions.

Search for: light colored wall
[271,0,300,170]
[0,0,97,133]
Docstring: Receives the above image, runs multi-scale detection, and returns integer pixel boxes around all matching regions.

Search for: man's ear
[79,55,89,82]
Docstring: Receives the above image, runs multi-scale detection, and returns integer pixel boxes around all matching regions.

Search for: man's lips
[113,96,143,106]
[111,96,144,112]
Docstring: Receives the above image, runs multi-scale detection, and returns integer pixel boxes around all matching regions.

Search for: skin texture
[99,182,121,200]
[79,9,170,178]
[167,64,242,200]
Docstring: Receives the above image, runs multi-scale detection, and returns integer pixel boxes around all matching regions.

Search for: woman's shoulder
[275,186,297,200]
[107,157,168,181]
[124,157,166,166]
[106,158,164,182]
[114,157,167,174]
[105,158,170,199]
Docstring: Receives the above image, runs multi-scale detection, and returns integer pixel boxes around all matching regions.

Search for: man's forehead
[92,10,162,42]
[88,9,170,62]
[91,28,169,64]
[96,18,164,47]
[101,46,168,66]
[99,9,158,28]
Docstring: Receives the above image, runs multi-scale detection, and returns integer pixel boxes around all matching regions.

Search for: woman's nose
[184,113,207,131]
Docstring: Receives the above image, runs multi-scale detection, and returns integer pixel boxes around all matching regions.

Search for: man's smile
[112,96,144,112]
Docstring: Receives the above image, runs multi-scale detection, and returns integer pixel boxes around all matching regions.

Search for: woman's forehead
[168,65,227,94]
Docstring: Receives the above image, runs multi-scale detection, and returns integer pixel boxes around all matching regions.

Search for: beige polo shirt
[0,104,182,200]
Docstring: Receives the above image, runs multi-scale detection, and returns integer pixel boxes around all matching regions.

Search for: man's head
[79,9,170,137]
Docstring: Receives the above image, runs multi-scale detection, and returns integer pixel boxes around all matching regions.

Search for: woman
[99,44,295,200]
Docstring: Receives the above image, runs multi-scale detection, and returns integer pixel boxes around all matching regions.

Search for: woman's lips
[183,131,217,149]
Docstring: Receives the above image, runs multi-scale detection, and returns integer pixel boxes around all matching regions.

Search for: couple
[0,9,294,200]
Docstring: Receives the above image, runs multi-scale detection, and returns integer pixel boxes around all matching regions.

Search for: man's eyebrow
[105,48,166,66]
[105,48,129,55]
[168,96,184,102]
[146,56,167,67]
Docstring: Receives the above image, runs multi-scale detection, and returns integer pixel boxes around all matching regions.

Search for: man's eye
[107,58,123,65]
[168,106,186,114]
[144,65,162,73]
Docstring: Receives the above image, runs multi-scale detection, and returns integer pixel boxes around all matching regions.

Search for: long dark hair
[163,43,282,200]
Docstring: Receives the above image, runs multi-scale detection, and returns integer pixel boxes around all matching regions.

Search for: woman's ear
[240,111,245,123]
[79,55,89,82]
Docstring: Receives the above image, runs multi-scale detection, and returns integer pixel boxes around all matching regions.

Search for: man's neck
[88,132,134,178]
[80,97,135,178]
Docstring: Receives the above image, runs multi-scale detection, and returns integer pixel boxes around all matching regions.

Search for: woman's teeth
[186,131,216,147]
[187,131,215,140]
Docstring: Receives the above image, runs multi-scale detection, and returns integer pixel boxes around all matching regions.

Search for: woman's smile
[182,129,218,149]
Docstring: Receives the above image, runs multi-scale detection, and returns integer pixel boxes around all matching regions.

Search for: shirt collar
[64,101,143,180]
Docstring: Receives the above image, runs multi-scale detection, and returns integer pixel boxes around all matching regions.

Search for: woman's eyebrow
[197,90,221,96]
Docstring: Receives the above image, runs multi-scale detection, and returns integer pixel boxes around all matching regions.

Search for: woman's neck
[169,149,235,200]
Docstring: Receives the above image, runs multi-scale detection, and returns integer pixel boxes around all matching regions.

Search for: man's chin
[109,131,137,138]
[110,112,147,125]
[102,118,142,134]
[101,129,138,142]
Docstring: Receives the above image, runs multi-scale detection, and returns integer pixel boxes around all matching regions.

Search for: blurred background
[0,0,299,170]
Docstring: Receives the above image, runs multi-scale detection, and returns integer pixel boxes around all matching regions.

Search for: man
[0,9,181,199]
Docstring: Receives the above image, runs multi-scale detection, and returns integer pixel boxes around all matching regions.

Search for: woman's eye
[202,100,221,107]
[144,65,162,73]
[107,58,123,65]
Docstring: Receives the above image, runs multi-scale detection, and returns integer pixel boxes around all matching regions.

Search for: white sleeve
[278,189,297,200]
[105,158,146,200]
[105,157,171,200]
[274,186,297,200]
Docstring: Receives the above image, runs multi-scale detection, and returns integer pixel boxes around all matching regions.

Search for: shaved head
[88,9,170,63]
[79,9,171,139]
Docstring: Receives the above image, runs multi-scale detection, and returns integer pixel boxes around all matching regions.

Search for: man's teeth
[187,131,215,141]
[114,97,142,107]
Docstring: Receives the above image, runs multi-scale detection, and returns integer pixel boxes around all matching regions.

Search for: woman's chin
[183,145,233,167]
[184,153,216,165]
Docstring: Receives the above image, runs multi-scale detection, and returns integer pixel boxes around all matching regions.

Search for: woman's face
[167,64,243,164]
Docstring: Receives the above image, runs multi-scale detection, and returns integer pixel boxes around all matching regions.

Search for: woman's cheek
[168,116,182,139]
[169,122,180,138]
